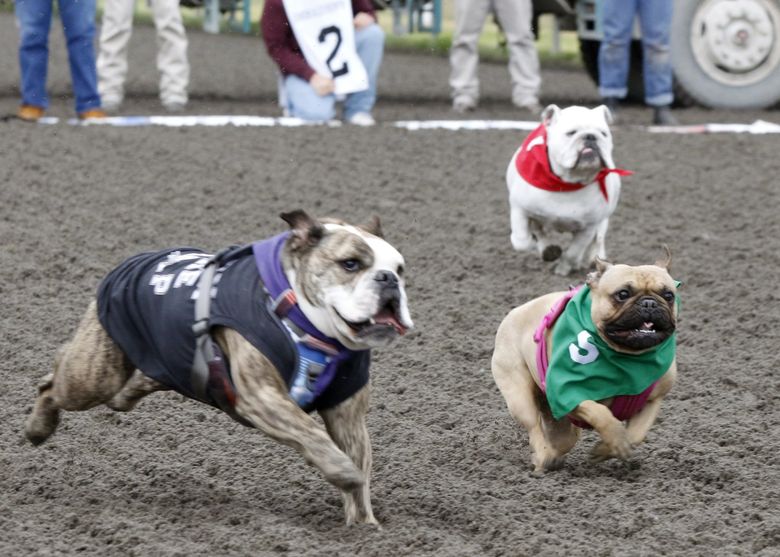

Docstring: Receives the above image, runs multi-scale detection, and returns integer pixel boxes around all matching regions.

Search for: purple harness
[252,233,354,406]
[533,286,656,429]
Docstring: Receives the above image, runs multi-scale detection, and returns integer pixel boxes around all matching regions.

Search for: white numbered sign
[282,0,369,96]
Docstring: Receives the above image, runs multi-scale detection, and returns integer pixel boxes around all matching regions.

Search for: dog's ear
[587,257,613,287]
[280,210,325,250]
[360,215,383,238]
[541,104,561,126]
[597,104,614,125]
[655,244,672,271]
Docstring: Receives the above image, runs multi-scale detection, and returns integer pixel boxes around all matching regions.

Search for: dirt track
[2,15,780,556]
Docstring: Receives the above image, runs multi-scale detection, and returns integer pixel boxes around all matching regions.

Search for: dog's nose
[639,296,658,310]
[374,270,399,287]
[583,133,597,142]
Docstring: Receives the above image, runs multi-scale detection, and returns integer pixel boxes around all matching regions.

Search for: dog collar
[515,124,633,201]
[252,233,357,409]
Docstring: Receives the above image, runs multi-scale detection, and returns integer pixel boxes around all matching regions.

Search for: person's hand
[353,12,375,29]
[309,73,335,96]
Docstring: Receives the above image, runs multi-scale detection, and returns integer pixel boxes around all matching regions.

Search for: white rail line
[36,116,780,134]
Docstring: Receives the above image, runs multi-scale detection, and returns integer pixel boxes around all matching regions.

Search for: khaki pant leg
[449,0,492,102]
[97,0,136,104]
[151,0,189,105]
[494,0,541,105]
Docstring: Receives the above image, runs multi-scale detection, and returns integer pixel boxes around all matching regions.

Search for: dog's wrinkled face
[543,104,615,182]
[588,254,678,354]
[280,210,413,350]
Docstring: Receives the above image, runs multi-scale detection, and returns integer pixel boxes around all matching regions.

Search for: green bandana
[546,286,677,420]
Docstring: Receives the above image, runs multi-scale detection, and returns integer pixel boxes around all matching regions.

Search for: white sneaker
[513,99,542,116]
[101,97,122,113]
[347,112,376,126]
[453,96,477,113]
[162,100,187,113]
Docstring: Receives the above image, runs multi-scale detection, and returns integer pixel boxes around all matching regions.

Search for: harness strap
[191,245,253,424]
[270,287,345,408]
[272,289,340,356]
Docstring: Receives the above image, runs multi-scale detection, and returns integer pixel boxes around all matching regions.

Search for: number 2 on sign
[569,330,599,364]
[319,26,349,77]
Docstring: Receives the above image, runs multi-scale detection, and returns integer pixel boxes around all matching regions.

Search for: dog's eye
[340,259,361,273]
[662,290,675,303]
[396,265,404,277]
[615,289,631,302]
[565,130,576,137]
[600,131,608,137]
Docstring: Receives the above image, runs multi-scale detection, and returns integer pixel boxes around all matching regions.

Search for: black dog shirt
[96,247,370,414]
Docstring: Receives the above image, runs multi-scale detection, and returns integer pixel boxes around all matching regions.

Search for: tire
[670,0,780,109]
[579,39,646,104]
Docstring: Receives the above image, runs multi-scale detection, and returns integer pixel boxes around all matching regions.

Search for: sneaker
[652,105,679,126]
[452,96,476,113]
[78,109,108,120]
[17,105,45,122]
[101,98,122,113]
[162,100,187,113]
[513,99,542,116]
[347,112,376,126]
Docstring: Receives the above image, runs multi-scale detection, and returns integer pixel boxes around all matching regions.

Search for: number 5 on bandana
[283,0,369,96]
[569,330,599,365]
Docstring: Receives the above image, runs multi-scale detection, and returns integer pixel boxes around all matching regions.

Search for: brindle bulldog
[25,210,413,525]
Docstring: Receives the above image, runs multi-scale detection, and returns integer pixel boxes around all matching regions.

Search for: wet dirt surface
[2,14,780,556]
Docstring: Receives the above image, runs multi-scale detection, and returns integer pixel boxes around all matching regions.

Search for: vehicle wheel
[579,39,646,103]
[670,0,780,108]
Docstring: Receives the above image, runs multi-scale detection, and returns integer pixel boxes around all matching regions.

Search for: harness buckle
[192,317,209,337]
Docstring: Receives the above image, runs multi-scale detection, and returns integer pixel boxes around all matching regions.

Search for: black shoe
[602,97,620,122]
[652,105,679,126]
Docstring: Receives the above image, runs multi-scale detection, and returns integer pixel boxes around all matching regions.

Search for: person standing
[598,0,678,125]
[449,0,541,114]
[15,0,105,121]
[261,0,384,125]
[97,0,190,112]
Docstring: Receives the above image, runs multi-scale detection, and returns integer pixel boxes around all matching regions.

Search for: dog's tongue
[641,322,655,331]
[374,308,407,335]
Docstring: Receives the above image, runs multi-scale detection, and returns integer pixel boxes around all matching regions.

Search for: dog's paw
[541,245,562,262]
[590,436,633,463]
[24,409,60,446]
[106,394,137,412]
[510,234,535,252]
[323,460,365,491]
[530,454,566,475]
[347,514,381,528]
[553,260,574,276]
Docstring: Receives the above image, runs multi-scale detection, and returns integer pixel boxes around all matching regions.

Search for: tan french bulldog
[24,210,413,526]
[491,251,678,473]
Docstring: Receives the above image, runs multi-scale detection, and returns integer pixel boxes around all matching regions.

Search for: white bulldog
[506,104,631,276]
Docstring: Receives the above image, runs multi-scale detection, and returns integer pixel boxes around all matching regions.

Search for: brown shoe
[17,105,45,122]
[78,108,107,120]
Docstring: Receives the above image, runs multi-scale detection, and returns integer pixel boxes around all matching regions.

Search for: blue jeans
[16,0,101,113]
[598,0,673,106]
[283,24,384,121]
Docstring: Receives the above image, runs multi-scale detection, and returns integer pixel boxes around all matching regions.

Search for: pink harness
[533,286,657,428]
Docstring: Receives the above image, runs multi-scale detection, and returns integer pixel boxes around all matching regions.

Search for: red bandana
[515,124,632,201]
